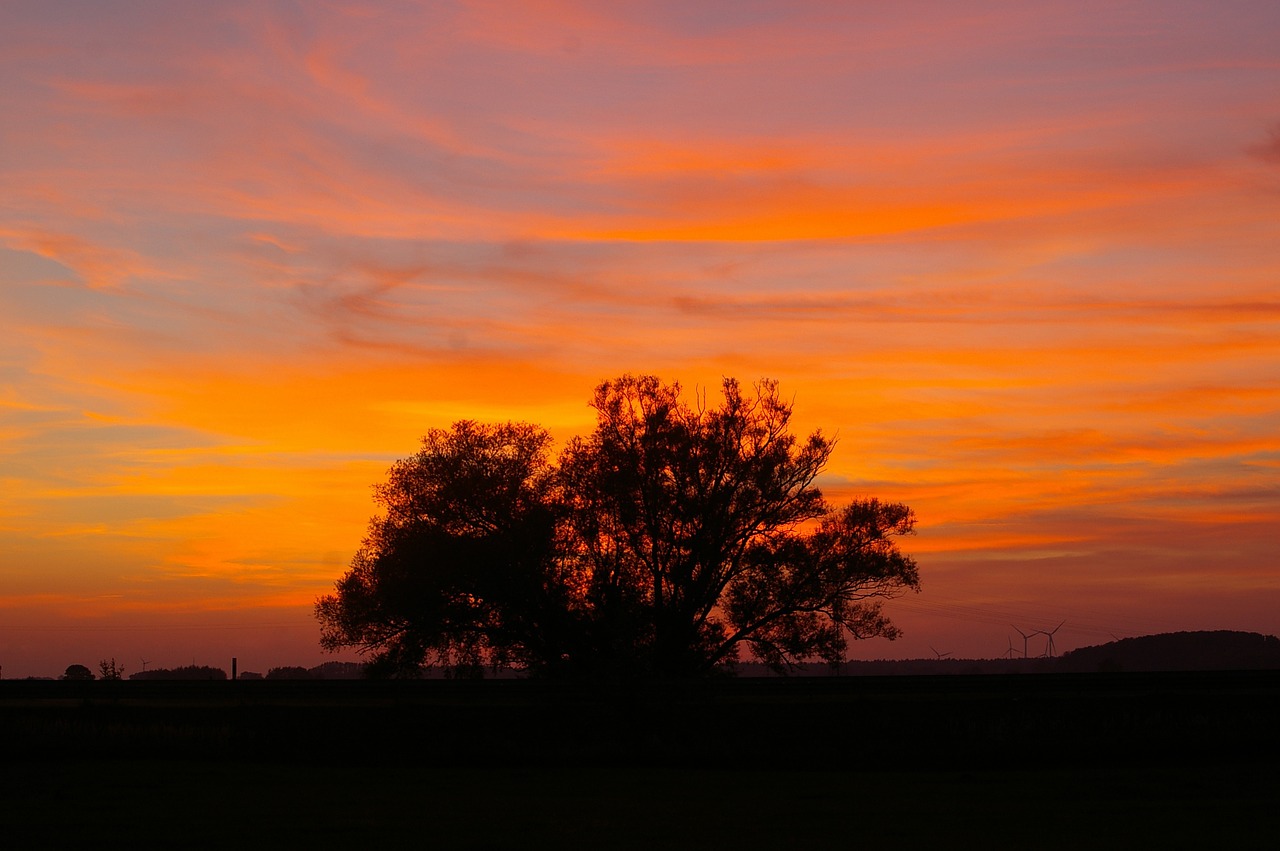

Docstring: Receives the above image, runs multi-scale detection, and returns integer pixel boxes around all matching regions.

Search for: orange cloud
[3,0,1279,675]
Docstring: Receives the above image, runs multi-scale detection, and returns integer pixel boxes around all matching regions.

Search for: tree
[98,658,125,680]
[316,376,920,678]
[62,664,95,681]
[317,420,579,677]
[559,375,919,675]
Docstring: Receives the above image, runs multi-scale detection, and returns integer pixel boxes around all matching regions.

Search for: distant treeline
[285,631,1280,678]
[129,665,227,681]
[251,661,367,680]
[62,630,1280,682]
[781,630,1280,676]
[127,661,367,681]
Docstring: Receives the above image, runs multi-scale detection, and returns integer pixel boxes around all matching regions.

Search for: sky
[2,0,1278,678]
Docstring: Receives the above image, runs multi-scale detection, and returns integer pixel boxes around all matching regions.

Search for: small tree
[62,664,95,681]
[98,658,125,680]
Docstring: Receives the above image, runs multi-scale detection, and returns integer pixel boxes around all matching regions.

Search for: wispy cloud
[2,0,1279,672]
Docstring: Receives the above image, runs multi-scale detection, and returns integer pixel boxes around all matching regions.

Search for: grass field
[4,759,1277,849]
[3,673,1277,848]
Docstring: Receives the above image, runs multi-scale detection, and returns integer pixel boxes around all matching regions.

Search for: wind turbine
[1042,621,1065,658]
[1003,636,1018,660]
[930,645,952,660]
[1012,625,1038,659]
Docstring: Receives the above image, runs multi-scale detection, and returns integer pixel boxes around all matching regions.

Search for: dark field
[3,672,1277,848]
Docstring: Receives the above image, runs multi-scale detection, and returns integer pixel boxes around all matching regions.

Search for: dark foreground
[3,671,1277,848]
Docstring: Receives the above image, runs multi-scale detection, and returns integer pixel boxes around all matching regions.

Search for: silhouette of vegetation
[256,662,369,680]
[128,665,227,681]
[307,661,366,679]
[1058,631,1280,673]
[317,375,919,678]
[317,419,565,678]
[62,664,95,681]
[98,658,125,680]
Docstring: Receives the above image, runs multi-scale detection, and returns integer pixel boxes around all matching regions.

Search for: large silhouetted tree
[317,421,581,677]
[316,376,919,678]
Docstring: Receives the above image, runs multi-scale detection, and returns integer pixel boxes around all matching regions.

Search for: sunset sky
[3,1,1278,678]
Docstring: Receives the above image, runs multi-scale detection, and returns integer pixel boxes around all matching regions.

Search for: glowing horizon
[2,1,1278,677]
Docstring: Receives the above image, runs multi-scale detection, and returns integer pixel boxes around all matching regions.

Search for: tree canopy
[316,375,919,678]
[127,665,228,681]
[62,663,95,681]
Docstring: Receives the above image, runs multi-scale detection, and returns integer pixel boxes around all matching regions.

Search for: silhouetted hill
[1057,631,1280,673]
[732,631,1280,675]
